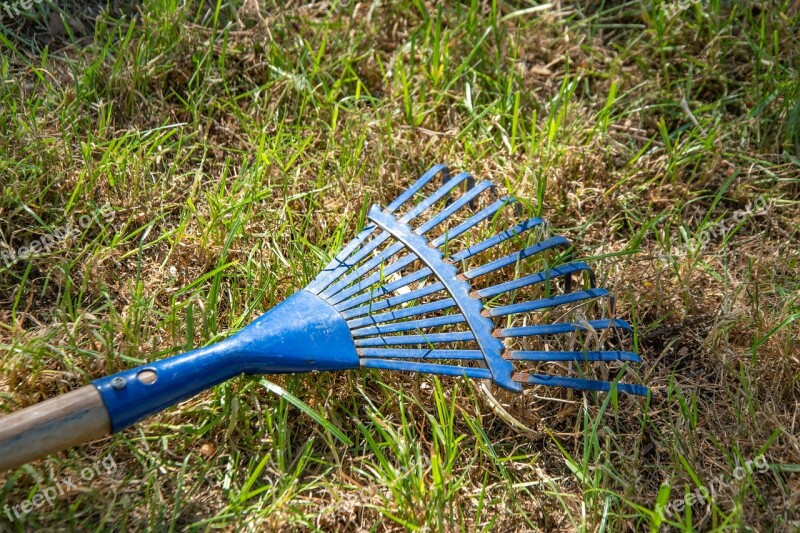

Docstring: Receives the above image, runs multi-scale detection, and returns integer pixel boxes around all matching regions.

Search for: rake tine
[317,170,466,297]
[361,359,493,379]
[442,168,478,208]
[430,197,515,247]
[513,373,649,396]
[415,181,496,234]
[354,331,475,347]
[320,240,407,299]
[306,224,378,294]
[350,314,467,337]
[346,298,457,329]
[333,265,433,310]
[359,348,484,360]
[485,288,610,318]
[475,262,595,299]
[308,231,391,296]
[386,164,450,213]
[400,171,473,224]
[339,281,445,319]
[506,350,641,362]
[463,236,571,280]
[449,218,546,262]
[323,178,492,300]
[496,318,632,338]
[336,199,523,308]
[329,255,424,307]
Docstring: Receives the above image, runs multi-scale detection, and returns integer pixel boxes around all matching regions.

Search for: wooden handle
[0,385,111,471]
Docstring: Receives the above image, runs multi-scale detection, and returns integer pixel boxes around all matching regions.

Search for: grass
[0,0,798,530]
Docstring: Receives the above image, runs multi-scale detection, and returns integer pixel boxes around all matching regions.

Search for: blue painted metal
[355,331,476,346]
[463,236,572,279]
[367,205,522,392]
[475,262,594,299]
[497,318,632,338]
[359,348,484,360]
[91,163,648,435]
[339,281,445,319]
[305,225,377,294]
[319,240,409,299]
[93,291,359,432]
[346,298,457,328]
[516,373,649,396]
[400,171,472,224]
[415,181,495,234]
[350,315,466,337]
[361,358,493,380]
[332,265,431,309]
[430,197,514,247]
[507,350,641,362]
[449,217,544,261]
[315,233,394,298]
[486,288,610,317]
[386,164,449,213]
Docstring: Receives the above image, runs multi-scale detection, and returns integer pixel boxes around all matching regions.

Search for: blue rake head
[305,163,647,397]
[93,164,647,433]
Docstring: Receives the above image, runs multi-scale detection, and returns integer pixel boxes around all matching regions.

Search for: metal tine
[343,249,584,321]
[386,164,450,213]
[431,197,515,248]
[475,261,595,299]
[316,167,457,297]
[361,359,493,380]
[497,318,632,338]
[350,314,467,337]
[306,224,378,294]
[506,350,641,362]
[346,298,457,329]
[399,171,472,224]
[320,240,406,299]
[312,231,391,296]
[359,348,484,360]
[355,331,475,347]
[322,181,479,300]
[443,171,477,208]
[340,281,446,320]
[340,190,505,315]
[310,164,448,294]
[335,194,519,310]
[335,194,507,309]
[415,181,495,234]
[514,373,649,396]
[485,287,610,317]
[332,263,431,309]
[363,360,646,395]
[449,217,545,262]
[463,236,571,280]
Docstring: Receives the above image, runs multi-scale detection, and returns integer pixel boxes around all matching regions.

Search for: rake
[0,164,647,470]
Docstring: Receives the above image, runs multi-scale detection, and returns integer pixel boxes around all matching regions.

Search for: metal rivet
[111,377,126,390]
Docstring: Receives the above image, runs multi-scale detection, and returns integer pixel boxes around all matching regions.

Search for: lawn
[0,0,798,530]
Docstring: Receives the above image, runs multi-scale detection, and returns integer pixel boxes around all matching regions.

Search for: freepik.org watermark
[0,204,114,268]
[653,195,769,261]
[1,0,48,20]
[657,454,769,525]
[3,455,117,522]
[663,0,701,20]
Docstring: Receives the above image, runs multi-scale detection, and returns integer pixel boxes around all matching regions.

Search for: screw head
[111,377,126,390]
